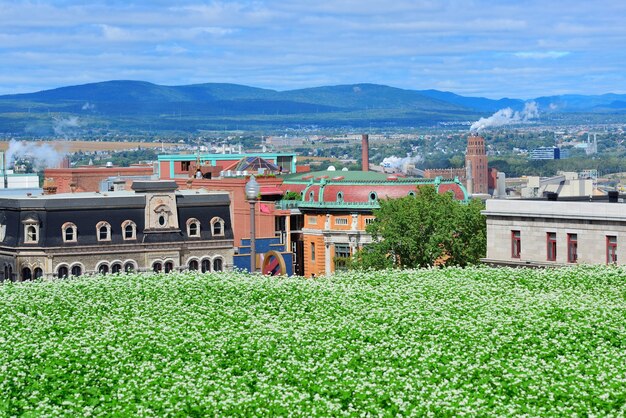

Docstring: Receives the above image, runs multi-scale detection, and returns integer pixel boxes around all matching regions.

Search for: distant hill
[0,80,625,134]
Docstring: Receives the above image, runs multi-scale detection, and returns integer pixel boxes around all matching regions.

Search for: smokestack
[361,134,369,172]
[496,172,506,199]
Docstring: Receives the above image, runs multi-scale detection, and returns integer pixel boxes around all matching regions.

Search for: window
[567,234,578,263]
[98,264,109,274]
[34,268,43,279]
[309,191,314,202]
[25,225,38,243]
[408,191,416,197]
[547,232,557,261]
[187,219,201,237]
[188,259,199,271]
[71,265,82,277]
[57,265,69,278]
[122,221,136,240]
[201,259,211,273]
[22,267,32,281]
[365,218,375,225]
[164,261,174,273]
[213,258,223,272]
[369,191,378,201]
[124,262,135,273]
[97,221,111,241]
[311,242,316,262]
[335,217,348,226]
[111,263,122,274]
[336,192,344,202]
[158,215,167,227]
[63,222,77,243]
[511,230,521,258]
[607,236,617,264]
[334,245,351,271]
[308,216,317,225]
[153,262,163,273]
[211,217,225,237]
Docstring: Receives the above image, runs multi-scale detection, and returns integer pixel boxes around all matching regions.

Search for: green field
[1,267,626,416]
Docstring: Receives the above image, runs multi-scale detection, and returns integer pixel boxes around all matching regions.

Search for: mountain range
[1,81,625,134]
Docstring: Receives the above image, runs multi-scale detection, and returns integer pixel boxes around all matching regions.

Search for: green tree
[353,186,486,269]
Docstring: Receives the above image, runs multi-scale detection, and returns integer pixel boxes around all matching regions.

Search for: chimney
[43,178,57,195]
[361,134,369,172]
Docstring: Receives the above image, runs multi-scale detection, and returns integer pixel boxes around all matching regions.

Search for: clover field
[1,267,626,416]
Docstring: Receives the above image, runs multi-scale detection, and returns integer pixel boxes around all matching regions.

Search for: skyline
[1,1,625,99]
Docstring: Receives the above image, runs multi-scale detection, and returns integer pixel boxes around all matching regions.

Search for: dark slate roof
[131,181,178,193]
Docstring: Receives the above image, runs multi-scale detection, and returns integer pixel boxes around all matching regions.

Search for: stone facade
[483,198,626,266]
[0,181,234,281]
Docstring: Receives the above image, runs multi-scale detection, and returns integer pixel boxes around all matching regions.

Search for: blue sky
[1,0,625,98]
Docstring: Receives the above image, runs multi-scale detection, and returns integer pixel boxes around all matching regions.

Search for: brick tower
[465,135,488,194]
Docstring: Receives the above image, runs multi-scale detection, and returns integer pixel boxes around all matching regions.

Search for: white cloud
[513,51,571,59]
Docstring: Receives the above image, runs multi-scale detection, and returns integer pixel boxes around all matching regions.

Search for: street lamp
[245,175,260,272]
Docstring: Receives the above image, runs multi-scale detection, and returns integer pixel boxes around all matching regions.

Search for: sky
[1,0,625,99]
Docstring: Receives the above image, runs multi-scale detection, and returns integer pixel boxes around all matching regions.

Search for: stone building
[0,181,234,281]
[482,194,626,266]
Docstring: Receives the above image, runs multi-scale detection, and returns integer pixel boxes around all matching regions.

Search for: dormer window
[96,221,111,241]
[122,220,136,240]
[62,222,77,243]
[337,192,344,202]
[211,217,225,237]
[23,216,40,244]
[187,218,201,237]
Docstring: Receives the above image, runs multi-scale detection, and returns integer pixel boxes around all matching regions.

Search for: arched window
[336,192,344,202]
[201,259,211,273]
[111,263,122,274]
[98,263,109,274]
[34,268,43,279]
[57,265,69,279]
[3,265,8,282]
[153,262,163,273]
[22,267,32,281]
[122,220,136,240]
[369,191,378,201]
[25,225,38,243]
[187,218,201,237]
[62,222,77,243]
[96,221,111,241]
[71,265,82,277]
[188,259,199,271]
[210,217,225,237]
[408,191,416,197]
[124,262,135,273]
[164,261,174,273]
[213,258,223,272]
[309,191,314,202]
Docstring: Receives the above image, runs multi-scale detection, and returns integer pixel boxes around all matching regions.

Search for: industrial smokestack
[361,134,369,172]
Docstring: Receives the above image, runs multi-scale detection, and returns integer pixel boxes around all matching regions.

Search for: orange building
[466,135,488,194]
[278,170,469,277]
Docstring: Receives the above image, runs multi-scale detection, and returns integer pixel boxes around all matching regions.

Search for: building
[529,147,569,160]
[277,170,469,276]
[158,152,297,179]
[0,181,234,281]
[519,172,595,198]
[465,135,488,194]
[482,193,626,267]
[43,164,156,193]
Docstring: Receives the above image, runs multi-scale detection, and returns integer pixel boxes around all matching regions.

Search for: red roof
[260,185,284,196]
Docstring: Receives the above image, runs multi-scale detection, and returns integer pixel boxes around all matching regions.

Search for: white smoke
[53,116,80,137]
[82,102,96,111]
[4,139,67,170]
[381,154,423,170]
[470,101,539,132]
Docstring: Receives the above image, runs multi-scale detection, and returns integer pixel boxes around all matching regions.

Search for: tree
[353,186,486,269]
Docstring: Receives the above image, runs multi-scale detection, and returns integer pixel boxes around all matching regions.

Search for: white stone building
[482,196,625,266]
